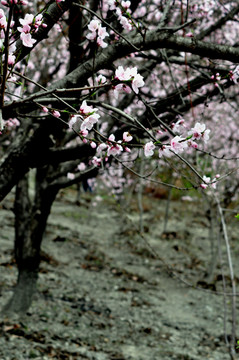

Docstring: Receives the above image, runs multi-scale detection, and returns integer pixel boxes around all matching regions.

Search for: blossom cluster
[144,122,210,158]
[68,100,133,166]
[200,174,220,190]
[92,131,132,167]
[108,1,133,32]
[17,13,47,48]
[0,117,20,134]
[114,65,145,96]
[86,19,109,48]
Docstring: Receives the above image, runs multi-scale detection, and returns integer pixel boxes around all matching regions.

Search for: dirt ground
[0,187,239,360]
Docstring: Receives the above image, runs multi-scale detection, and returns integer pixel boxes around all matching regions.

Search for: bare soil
[0,188,239,360]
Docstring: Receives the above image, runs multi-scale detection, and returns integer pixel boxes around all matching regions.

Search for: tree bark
[3,170,59,315]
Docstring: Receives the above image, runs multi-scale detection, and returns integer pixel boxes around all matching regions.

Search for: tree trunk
[3,170,58,315]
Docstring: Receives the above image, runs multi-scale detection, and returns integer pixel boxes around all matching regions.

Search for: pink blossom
[92,156,102,167]
[108,0,116,10]
[132,73,144,94]
[19,13,34,27]
[80,129,88,137]
[107,143,123,156]
[123,132,133,142]
[170,135,187,153]
[80,100,97,115]
[188,122,208,141]
[8,54,16,65]
[86,19,109,48]
[78,163,86,171]
[69,115,78,129]
[90,141,97,148]
[17,24,31,34]
[122,1,131,10]
[144,141,155,157]
[97,143,108,154]
[158,145,172,158]
[88,19,101,32]
[119,16,132,31]
[0,10,7,29]
[107,134,123,156]
[42,106,48,113]
[115,66,132,81]
[171,117,185,133]
[20,32,36,47]
[96,74,107,84]
[67,172,75,180]
[202,129,210,143]
[187,140,198,149]
[97,37,108,48]
[124,146,131,153]
[108,134,115,142]
[52,110,61,118]
[81,113,100,131]
[113,83,131,98]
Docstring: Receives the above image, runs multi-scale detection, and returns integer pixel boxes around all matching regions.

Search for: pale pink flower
[17,24,31,33]
[188,122,206,140]
[8,54,16,65]
[108,0,116,10]
[42,106,48,113]
[52,110,60,118]
[187,139,198,149]
[115,66,131,81]
[108,134,115,142]
[202,129,210,143]
[171,117,185,133]
[78,163,86,171]
[86,19,109,48]
[67,172,75,180]
[88,19,101,32]
[97,143,108,154]
[0,10,7,29]
[19,13,34,26]
[132,73,144,94]
[80,129,88,137]
[144,141,155,157]
[107,143,123,156]
[90,141,97,148]
[20,32,36,47]
[119,16,132,31]
[170,135,187,153]
[92,156,102,166]
[113,83,131,98]
[96,74,107,84]
[98,26,109,39]
[81,113,100,131]
[123,132,133,142]
[158,145,172,158]
[97,37,108,48]
[122,1,131,10]
[69,115,79,129]
[80,100,97,115]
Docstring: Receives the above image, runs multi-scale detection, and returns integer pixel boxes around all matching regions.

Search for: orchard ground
[0,186,238,360]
